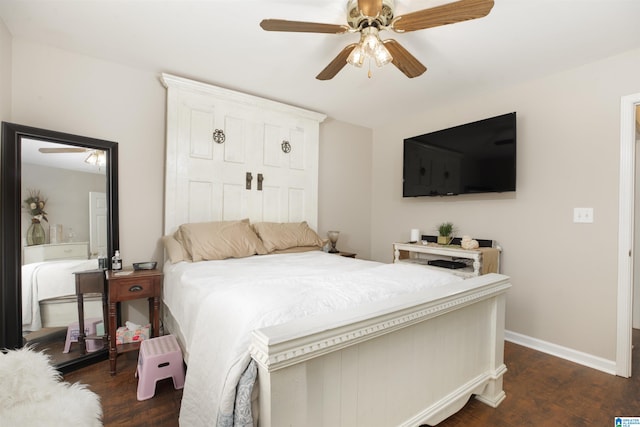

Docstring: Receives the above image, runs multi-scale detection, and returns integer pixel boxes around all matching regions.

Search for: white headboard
[161,74,326,235]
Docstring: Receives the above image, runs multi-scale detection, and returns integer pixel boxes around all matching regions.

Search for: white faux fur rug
[0,347,103,426]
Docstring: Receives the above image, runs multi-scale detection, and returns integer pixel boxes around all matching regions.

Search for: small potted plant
[437,222,454,245]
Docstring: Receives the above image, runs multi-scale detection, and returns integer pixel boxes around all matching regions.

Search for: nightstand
[392,242,500,278]
[105,269,162,375]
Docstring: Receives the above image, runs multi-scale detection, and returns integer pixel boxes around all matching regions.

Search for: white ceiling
[1,0,639,128]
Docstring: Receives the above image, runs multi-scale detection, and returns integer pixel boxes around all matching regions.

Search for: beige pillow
[172,228,194,261]
[178,219,268,261]
[253,221,324,253]
[162,234,186,264]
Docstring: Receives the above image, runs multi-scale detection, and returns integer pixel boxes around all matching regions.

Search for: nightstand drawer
[109,277,157,300]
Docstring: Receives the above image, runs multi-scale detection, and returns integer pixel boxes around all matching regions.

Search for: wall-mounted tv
[403,112,516,197]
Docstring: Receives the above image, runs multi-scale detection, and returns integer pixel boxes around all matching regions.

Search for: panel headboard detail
[161,73,327,235]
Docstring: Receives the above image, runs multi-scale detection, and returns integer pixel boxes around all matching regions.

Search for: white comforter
[22,259,99,331]
[163,251,463,427]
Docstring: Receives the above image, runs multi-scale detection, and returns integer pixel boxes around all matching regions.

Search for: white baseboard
[504,330,617,375]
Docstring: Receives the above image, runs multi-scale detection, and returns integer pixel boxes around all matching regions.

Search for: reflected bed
[22,258,101,332]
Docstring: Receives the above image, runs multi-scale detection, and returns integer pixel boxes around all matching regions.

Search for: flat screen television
[403,112,516,197]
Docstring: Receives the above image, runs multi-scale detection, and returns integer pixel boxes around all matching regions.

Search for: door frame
[617,92,640,377]
[89,191,108,257]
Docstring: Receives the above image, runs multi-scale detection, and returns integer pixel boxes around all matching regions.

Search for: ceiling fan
[260,0,494,80]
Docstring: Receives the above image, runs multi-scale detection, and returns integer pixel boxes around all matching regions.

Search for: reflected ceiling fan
[38,147,88,154]
[260,0,494,80]
[38,147,105,166]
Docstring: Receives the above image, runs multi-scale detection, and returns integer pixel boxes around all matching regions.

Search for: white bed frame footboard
[250,273,511,427]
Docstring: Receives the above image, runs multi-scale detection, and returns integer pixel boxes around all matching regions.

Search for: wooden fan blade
[383,39,427,78]
[260,19,348,34]
[358,0,383,17]
[392,0,494,33]
[38,147,87,153]
[316,44,358,80]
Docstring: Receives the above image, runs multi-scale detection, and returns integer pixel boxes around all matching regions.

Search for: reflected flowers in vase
[24,189,48,245]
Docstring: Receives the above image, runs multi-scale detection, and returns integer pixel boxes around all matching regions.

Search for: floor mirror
[1,122,119,372]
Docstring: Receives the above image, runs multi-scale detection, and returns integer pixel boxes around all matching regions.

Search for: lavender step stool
[136,334,185,401]
[63,317,103,353]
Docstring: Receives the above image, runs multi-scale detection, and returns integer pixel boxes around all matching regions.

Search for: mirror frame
[0,122,119,372]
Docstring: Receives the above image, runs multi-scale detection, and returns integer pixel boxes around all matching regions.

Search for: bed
[161,220,510,427]
[160,74,511,426]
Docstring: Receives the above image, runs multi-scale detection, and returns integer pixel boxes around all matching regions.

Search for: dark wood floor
[64,351,182,426]
[25,326,104,367]
[64,331,640,426]
[438,330,640,427]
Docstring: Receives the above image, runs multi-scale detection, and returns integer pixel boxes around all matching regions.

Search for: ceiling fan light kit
[84,150,106,166]
[347,26,393,68]
[260,0,494,80]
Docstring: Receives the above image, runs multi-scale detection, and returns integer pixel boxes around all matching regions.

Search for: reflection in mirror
[1,122,119,372]
[22,140,107,366]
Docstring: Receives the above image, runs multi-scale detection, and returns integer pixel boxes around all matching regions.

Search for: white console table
[393,242,500,278]
[23,242,89,265]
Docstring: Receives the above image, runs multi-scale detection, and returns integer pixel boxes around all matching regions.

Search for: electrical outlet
[573,207,594,223]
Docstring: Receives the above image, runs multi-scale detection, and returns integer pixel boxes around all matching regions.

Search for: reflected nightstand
[73,269,108,355]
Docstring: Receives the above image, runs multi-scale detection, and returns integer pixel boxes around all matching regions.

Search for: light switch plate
[573,207,594,223]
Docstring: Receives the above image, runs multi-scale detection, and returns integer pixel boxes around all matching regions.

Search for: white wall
[371,47,640,362]
[318,118,372,259]
[0,17,11,123]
